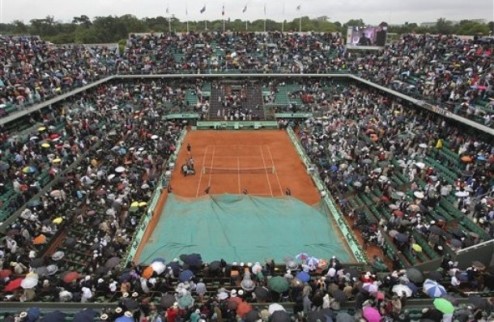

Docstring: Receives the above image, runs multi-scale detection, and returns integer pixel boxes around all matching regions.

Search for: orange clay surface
[133,130,322,263]
[170,130,321,204]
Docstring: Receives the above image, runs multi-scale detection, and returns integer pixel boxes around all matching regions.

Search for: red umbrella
[236,301,253,317]
[4,277,23,292]
[0,269,12,279]
[62,271,80,283]
[393,210,404,218]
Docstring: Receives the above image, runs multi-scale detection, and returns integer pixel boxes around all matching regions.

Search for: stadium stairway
[244,83,265,120]
[208,85,224,120]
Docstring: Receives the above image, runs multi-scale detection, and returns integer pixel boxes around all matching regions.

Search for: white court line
[208,146,216,188]
[267,146,284,194]
[259,146,274,197]
[237,154,241,194]
[195,145,209,198]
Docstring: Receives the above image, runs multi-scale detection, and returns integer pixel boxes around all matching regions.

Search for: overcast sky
[1,0,493,25]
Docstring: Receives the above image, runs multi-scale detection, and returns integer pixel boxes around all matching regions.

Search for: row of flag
[176,4,302,15]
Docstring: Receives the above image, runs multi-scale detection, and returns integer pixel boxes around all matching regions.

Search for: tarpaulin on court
[137,194,353,264]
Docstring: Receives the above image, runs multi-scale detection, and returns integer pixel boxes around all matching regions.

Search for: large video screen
[346,25,388,48]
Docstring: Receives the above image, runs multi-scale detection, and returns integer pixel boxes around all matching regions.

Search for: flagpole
[186,4,189,33]
[263,4,266,32]
[299,16,301,32]
[281,3,285,33]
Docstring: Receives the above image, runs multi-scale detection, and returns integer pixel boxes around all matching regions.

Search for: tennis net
[202,166,275,174]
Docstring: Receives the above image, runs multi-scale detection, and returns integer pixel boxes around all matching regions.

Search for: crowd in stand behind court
[1,32,492,127]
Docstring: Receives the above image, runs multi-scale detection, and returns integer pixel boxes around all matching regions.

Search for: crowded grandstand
[0,15,493,322]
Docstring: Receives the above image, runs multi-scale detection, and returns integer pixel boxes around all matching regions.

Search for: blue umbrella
[40,310,66,322]
[330,165,338,173]
[179,269,194,282]
[296,271,311,283]
[180,253,202,268]
[26,307,41,322]
[73,309,97,322]
[423,279,447,298]
[116,316,134,322]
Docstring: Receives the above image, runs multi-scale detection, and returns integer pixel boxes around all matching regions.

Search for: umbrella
[415,162,426,169]
[116,316,133,322]
[254,286,270,301]
[406,268,424,284]
[115,166,126,173]
[245,310,260,322]
[22,166,37,174]
[468,295,489,310]
[332,289,347,303]
[429,226,444,236]
[142,266,154,279]
[344,267,360,279]
[51,251,64,261]
[26,307,41,321]
[268,303,286,314]
[123,298,139,310]
[52,217,63,224]
[4,277,23,292]
[0,161,9,171]
[160,293,176,309]
[151,261,166,274]
[180,253,202,268]
[33,234,47,245]
[428,271,443,282]
[40,311,66,322]
[177,293,195,309]
[395,233,409,243]
[362,282,379,294]
[73,309,97,322]
[295,252,309,262]
[152,257,166,263]
[413,191,425,199]
[271,310,291,322]
[21,273,39,289]
[296,271,311,283]
[0,269,12,279]
[268,276,289,293]
[105,256,121,269]
[179,269,194,282]
[237,301,253,317]
[362,306,381,322]
[30,258,45,268]
[306,256,319,269]
[336,312,354,322]
[455,191,469,198]
[433,298,455,314]
[392,284,413,298]
[423,279,447,298]
[62,271,80,283]
[34,266,49,276]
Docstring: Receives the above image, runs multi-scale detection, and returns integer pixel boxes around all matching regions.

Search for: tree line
[0,15,492,45]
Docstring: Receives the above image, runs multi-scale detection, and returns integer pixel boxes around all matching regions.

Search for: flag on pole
[242,5,247,13]
[166,6,169,14]
[222,4,225,16]
[296,5,301,10]
[200,5,206,13]
[186,5,188,16]
[264,4,266,15]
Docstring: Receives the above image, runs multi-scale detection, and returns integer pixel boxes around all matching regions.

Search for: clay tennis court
[170,130,321,205]
[133,130,358,264]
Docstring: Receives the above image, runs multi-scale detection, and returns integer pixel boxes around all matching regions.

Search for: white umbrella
[151,135,159,140]
[151,261,166,274]
[268,303,285,314]
[392,284,413,298]
[455,191,469,198]
[414,191,425,199]
[418,143,428,149]
[21,275,39,289]
[415,162,426,169]
[115,166,126,173]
